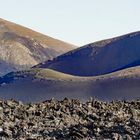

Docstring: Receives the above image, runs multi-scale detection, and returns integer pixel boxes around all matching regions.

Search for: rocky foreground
[0,98,140,140]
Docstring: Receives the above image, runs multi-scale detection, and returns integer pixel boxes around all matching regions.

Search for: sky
[0,0,140,46]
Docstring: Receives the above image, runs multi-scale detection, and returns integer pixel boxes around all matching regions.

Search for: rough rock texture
[0,98,140,139]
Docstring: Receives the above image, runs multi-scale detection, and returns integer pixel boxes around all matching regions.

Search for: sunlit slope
[0,18,75,75]
[0,66,140,102]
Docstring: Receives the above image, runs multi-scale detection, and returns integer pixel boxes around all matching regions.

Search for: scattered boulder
[0,98,139,139]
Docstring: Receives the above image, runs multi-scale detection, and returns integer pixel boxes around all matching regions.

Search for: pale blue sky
[0,0,140,46]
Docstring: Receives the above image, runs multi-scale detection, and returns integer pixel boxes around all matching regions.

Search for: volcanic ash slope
[0,18,75,76]
[0,66,140,102]
[36,31,140,76]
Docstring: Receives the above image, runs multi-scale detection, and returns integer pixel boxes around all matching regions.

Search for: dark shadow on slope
[111,59,140,73]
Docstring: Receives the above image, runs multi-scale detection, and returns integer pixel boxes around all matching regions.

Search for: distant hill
[0,18,75,75]
[0,66,140,102]
[1,30,140,102]
[36,31,140,76]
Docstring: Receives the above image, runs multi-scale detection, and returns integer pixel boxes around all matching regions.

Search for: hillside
[0,18,75,75]
[0,66,140,102]
[36,31,140,76]
[1,30,140,102]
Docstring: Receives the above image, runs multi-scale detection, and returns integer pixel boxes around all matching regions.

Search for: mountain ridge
[0,18,75,75]
[0,18,76,50]
[35,31,140,76]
